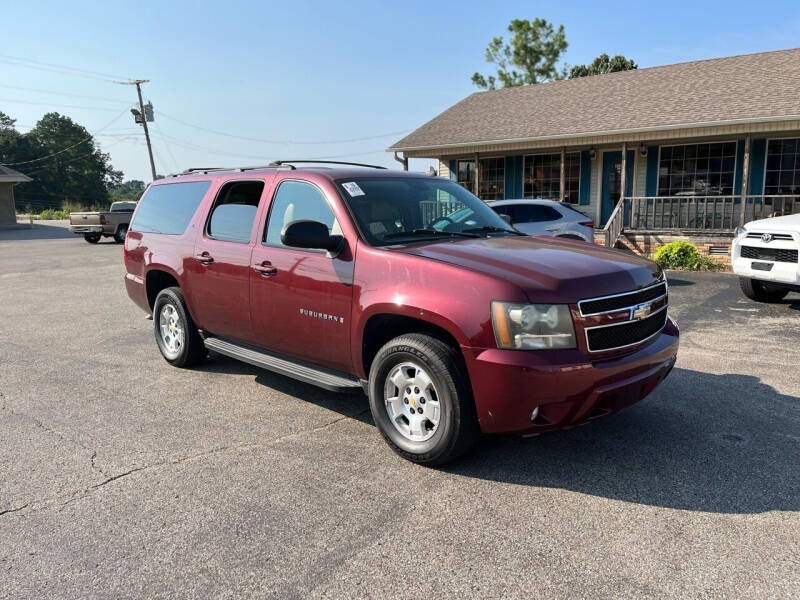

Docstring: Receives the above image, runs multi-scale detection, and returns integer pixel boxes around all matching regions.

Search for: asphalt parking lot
[1,222,799,599]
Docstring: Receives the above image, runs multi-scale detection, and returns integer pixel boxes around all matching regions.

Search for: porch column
[619,142,627,205]
[559,147,566,202]
[474,152,480,198]
[738,135,751,226]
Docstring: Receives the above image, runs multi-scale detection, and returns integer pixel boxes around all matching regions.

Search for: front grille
[746,232,793,241]
[579,282,667,316]
[740,246,798,263]
[586,307,668,352]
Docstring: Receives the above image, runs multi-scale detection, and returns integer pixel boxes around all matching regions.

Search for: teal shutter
[748,139,766,196]
[504,155,523,198]
[645,146,659,196]
[579,151,591,205]
[448,160,457,181]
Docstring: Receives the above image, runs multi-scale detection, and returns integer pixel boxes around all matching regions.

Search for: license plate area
[751,261,773,271]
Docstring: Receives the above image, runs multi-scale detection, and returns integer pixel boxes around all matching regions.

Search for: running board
[203,337,363,393]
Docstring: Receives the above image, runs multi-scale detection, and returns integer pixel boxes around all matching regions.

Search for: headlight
[734,226,747,238]
[491,301,576,350]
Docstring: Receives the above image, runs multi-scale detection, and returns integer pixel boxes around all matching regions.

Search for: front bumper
[731,242,800,286]
[70,225,103,234]
[463,317,679,435]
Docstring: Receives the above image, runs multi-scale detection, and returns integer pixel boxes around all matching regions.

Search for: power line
[156,110,410,145]
[0,54,130,83]
[0,97,122,112]
[1,106,130,166]
[0,84,130,104]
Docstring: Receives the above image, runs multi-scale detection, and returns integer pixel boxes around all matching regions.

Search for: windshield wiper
[462,225,526,235]
[383,228,480,240]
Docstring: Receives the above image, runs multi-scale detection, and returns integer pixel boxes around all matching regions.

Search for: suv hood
[745,213,800,232]
[398,235,661,303]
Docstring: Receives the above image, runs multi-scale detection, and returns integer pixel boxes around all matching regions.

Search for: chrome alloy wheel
[383,361,441,442]
[159,303,184,357]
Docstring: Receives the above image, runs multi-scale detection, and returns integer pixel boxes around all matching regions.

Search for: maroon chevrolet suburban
[124,161,678,465]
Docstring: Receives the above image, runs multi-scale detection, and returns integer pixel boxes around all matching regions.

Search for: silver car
[487,199,594,242]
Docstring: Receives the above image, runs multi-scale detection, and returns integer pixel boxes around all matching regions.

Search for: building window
[523,153,580,203]
[479,157,504,201]
[765,138,800,196]
[456,160,475,192]
[658,142,736,196]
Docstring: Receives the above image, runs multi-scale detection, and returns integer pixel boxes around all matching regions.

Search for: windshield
[335,177,518,246]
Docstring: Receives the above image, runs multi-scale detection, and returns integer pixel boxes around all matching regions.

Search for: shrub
[38,208,71,220]
[653,241,722,271]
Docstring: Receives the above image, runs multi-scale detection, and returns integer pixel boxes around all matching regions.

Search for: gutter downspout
[393,152,408,171]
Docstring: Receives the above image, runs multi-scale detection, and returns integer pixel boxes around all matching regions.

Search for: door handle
[195,251,214,265]
[253,261,277,276]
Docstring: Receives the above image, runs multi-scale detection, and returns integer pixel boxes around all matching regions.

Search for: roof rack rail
[269,160,386,169]
[172,164,296,177]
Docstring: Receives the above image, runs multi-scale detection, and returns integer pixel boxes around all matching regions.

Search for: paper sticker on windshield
[342,182,365,197]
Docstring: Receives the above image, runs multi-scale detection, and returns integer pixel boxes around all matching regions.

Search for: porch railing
[603,199,625,247]
[625,195,800,231]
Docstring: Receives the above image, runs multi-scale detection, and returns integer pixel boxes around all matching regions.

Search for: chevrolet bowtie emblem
[631,302,652,321]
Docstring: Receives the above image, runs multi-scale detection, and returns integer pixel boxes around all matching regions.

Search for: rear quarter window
[130,181,211,235]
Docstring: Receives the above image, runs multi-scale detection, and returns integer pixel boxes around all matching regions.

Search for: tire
[114,224,128,244]
[153,287,207,367]
[83,233,101,244]
[739,277,789,302]
[368,333,479,466]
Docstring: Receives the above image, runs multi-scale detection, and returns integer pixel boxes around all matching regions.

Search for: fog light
[530,406,540,421]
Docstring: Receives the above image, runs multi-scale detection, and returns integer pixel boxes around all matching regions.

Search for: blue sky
[2,0,798,181]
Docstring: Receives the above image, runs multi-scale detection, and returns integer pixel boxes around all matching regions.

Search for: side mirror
[281,220,344,255]
[499,213,513,226]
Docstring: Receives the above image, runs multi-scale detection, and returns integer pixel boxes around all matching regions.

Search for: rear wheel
[739,277,789,302]
[83,233,100,243]
[153,287,206,367]
[114,224,128,243]
[368,333,478,466]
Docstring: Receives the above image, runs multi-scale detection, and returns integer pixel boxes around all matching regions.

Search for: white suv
[487,199,594,242]
[732,214,800,301]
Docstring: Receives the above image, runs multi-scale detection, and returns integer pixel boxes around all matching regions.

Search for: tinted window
[501,204,562,223]
[265,181,337,248]
[110,201,136,212]
[130,181,211,235]
[206,181,264,243]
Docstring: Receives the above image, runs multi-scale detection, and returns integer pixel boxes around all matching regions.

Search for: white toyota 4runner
[732,214,800,301]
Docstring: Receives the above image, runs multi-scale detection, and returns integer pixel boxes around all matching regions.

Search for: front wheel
[153,287,207,367]
[83,233,100,243]
[114,224,128,243]
[368,333,479,466]
[739,277,789,302]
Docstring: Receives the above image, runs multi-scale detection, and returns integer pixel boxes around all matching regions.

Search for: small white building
[0,165,32,229]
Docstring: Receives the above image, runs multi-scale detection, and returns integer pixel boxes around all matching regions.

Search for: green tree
[7,112,120,209]
[472,18,568,90]
[568,54,637,78]
[110,179,147,202]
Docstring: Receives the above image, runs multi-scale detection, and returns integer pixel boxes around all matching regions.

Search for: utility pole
[121,79,157,181]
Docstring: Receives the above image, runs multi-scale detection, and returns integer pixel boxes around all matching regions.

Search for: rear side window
[264,180,337,248]
[497,204,562,223]
[130,181,211,235]
[206,181,264,243]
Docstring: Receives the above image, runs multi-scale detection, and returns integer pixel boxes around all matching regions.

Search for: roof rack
[269,160,386,169]
[172,164,295,177]
[170,160,387,177]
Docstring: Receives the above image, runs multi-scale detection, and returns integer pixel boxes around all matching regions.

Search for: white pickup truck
[732,213,800,301]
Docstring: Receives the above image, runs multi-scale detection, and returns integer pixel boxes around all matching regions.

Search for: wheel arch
[145,267,180,310]
[360,311,469,381]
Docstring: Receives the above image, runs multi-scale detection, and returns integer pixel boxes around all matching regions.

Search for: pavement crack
[6,406,373,515]
[0,503,29,517]
[0,392,108,477]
